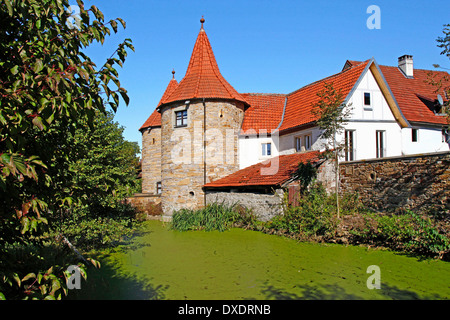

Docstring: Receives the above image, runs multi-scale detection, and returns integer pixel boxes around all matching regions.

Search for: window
[295,137,302,152]
[411,129,418,142]
[443,128,449,143]
[376,130,386,158]
[175,110,187,127]
[295,134,312,152]
[156,181,162,194]
[262,143,271,156]
[304,135,311,150]
[364,92,371,106]
[344,130,355,161]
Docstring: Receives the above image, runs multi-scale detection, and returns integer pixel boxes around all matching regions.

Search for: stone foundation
[206,189,284,221]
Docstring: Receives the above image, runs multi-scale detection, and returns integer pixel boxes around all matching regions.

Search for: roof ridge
[287,60,370,97]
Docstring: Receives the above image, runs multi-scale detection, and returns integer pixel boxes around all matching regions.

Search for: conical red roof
[140,72,178,131]
[160,21,248,106]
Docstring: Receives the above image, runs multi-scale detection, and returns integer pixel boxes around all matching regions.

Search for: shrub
[266,183,340,240]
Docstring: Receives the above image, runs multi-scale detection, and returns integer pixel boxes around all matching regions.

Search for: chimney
[398,55,414,78]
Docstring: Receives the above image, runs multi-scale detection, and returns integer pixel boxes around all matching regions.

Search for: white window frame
[363,92,372,110]
[156,181,162,194]
[376,130,386,158]
[344,130,356,161]
[262,142,272,156]
[295,134,312,152]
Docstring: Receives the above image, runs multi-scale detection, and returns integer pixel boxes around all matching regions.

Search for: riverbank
[170,187,450,261]
[70,220,450,300]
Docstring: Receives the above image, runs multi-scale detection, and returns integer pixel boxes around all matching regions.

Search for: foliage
[266,183,342,239]
[427,24,450,130]
[348,211,450,259]
[292,161,317,193]
[311,82,351,156]
[171,202,256,232]
[54,201,143,251]
[0,0,134,299]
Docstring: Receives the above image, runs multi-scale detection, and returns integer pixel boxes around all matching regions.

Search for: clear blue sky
[79,0,450,153]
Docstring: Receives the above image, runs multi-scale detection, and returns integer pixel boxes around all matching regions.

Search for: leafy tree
[0,0,134,299]
[428,24,450,130]
[311,82,352,218]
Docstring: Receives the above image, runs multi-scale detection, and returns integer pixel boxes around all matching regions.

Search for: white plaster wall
[401,127,449,154]
[238,133,280,169]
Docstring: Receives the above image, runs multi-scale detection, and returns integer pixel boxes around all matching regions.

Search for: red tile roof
[277,60,370,133]
[139,108,161,131]
[160,24,248,107]
[240,93,287,133]
[378,65,448,125]
[140,74,178,131]
[204,151,322,188]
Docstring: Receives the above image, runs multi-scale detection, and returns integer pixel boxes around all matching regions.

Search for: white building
[238,56,449,168]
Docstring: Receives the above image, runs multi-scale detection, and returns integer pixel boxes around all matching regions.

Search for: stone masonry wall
[160,99,245,216]
[206,189,284,221]
[141,127,162,194]
[340,151,450,213]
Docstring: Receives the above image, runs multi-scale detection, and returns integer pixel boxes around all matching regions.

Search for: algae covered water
[72,220,450,300]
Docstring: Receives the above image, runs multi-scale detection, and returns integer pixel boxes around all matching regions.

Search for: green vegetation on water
[71,220,450,300]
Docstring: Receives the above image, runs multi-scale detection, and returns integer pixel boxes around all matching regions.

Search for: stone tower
[139,70,178,195]
[156,18,248,217]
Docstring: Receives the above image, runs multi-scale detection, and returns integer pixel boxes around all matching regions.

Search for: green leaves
[0,0,134,300]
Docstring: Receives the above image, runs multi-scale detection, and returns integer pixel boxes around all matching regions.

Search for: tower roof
[160,18,248,107]
[140,70,178,131]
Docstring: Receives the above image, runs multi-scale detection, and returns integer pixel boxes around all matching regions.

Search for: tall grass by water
[171,202,256,232]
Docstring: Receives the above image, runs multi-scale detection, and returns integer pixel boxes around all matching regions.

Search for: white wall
[238,133,280,169]
[402,127,449,155]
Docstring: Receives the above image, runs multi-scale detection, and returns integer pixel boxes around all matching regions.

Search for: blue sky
[79,0,450,153]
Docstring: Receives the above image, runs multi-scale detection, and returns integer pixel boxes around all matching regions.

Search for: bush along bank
[171,183,450,261]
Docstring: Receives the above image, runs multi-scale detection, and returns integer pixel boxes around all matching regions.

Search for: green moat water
[72,220,450,300]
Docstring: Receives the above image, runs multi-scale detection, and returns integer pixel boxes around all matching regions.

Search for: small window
[304,135,311,150]
[376,130,386,158]
[156,181,162,194]
[411,129,418,142]
[262,143,271,156]
[175,110,187,127]
[442,128,449,143]
[295,134,312,152]
[295,137,302,152]
[364,92,371,106]
[345,130,355,161]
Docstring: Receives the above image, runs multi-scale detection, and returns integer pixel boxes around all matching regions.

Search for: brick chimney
[398,55,414,78]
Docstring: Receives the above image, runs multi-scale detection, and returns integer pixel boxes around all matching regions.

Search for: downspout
[203,98,207,207]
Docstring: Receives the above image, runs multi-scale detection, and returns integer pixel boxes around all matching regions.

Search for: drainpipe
[203,98,207,207]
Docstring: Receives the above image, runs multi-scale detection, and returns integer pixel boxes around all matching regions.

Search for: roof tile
[204,151,321,188]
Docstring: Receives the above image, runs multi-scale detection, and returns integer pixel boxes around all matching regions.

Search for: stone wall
[126,193,162,218]
[339,151,450,213]
[206,189,284,221]
[141,127,162,194]
[160,99,245,216]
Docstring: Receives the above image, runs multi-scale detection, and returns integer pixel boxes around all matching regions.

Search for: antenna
[437,94,444,106]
